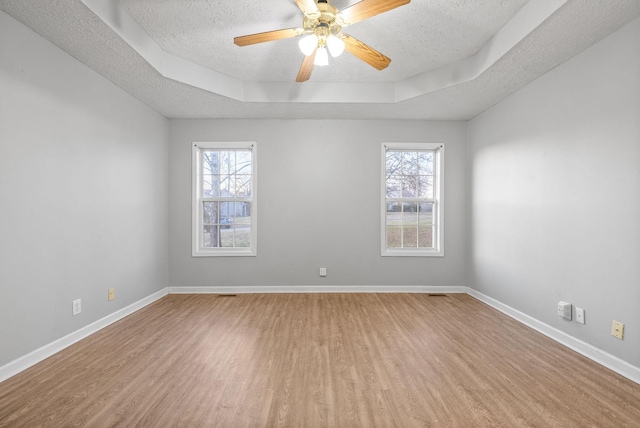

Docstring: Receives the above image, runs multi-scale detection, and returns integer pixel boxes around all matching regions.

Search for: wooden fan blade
[342,34,391,70]
[339,0,410,26]
[234,28,302,47]
[296,50,316,82]
[294,0,319,15]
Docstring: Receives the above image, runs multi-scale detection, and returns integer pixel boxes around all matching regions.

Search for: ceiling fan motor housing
[303,0,342,41]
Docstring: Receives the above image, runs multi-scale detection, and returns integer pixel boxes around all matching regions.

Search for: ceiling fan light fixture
[314,46,329,66]
[299,34,318,56]
[235,0,409,81]
[326,34,345,57]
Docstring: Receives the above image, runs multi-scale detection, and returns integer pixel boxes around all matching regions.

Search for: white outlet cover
[576,307,585,324]
[558,301,572,320]
[72,299,81,316]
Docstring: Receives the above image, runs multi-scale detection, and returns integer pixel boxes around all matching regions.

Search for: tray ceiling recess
[92,0,551,103]
[2,0,639,118]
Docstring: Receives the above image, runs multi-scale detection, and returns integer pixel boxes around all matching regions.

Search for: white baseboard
[0,287,168,384]
[467,288,640,385]
[168,285,468,294]
[3,285,638,387]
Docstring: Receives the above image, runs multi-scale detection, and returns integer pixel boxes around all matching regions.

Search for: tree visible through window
[382,143,443,256]
[193,142,256,256]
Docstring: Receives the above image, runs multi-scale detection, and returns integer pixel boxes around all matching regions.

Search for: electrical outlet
[558,301,572,320]
[319,267,327,277]
[72,299,81,316]
[612,321,624,340]
[108,288,115,301]
[576,307,585,324]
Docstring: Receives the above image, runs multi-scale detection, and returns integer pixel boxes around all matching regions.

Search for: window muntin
[193,142,256,256]
[382,143,443,256]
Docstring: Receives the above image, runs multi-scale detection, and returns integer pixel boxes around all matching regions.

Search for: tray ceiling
[1,0,639,119]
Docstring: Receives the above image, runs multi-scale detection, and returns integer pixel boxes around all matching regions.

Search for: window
[382,142,443,256]
[192,142,256,256]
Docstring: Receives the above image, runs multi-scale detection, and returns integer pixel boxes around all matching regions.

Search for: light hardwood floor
[1,293,639,427]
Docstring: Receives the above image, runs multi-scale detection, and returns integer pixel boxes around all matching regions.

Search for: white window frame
[381,142,444,257]
[192,141,257,257]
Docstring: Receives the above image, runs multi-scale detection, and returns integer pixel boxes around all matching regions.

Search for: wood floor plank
[1,293,640,427]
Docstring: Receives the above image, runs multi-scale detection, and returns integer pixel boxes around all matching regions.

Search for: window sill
[381,249,444,257]
[192,249,256,257]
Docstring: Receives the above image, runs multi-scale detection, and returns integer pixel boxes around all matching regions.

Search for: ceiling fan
[234,0,411,82]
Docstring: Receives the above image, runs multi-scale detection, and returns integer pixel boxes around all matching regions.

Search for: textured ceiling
[117,0,527,83]
[1,0,639,120]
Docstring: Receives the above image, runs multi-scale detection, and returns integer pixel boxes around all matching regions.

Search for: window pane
[402,151,418,175]
[233,202,245,222]
[220,227,234,247]
[232,174,249,197]
[220,201,232,219]
[203,225,219,248]
[386,176,401,198]
[385,202,435,249]
[235,228,251,247]
[202,151,219,174]
[236,151,252,174]
[219,173,232,196]
[203,175,220,197]
[219,151,233,175]
[418,203,434,248]
[419,202,434,225]
[402,203,419,249]
[418,152,433,175]
[216,203,252,248]
[386,226,402,248]
[386,202,402,248]
[402,226,418,248]
[228,175,238,198]
[417,176,434,198]
[203,201,218,224]
[235,223,251,247]
[402,176,418,198]
[403,202,419,215]
[235,202,251,248]
[211,150,253,198]
[386,151,402,176]
[387,202,402,216]
[418,226,433,248]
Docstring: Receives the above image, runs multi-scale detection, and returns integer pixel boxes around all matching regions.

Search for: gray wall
[3,5,638,378]
[467,17,640,366]
[0,12,169,366]
[169,119,467,288]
